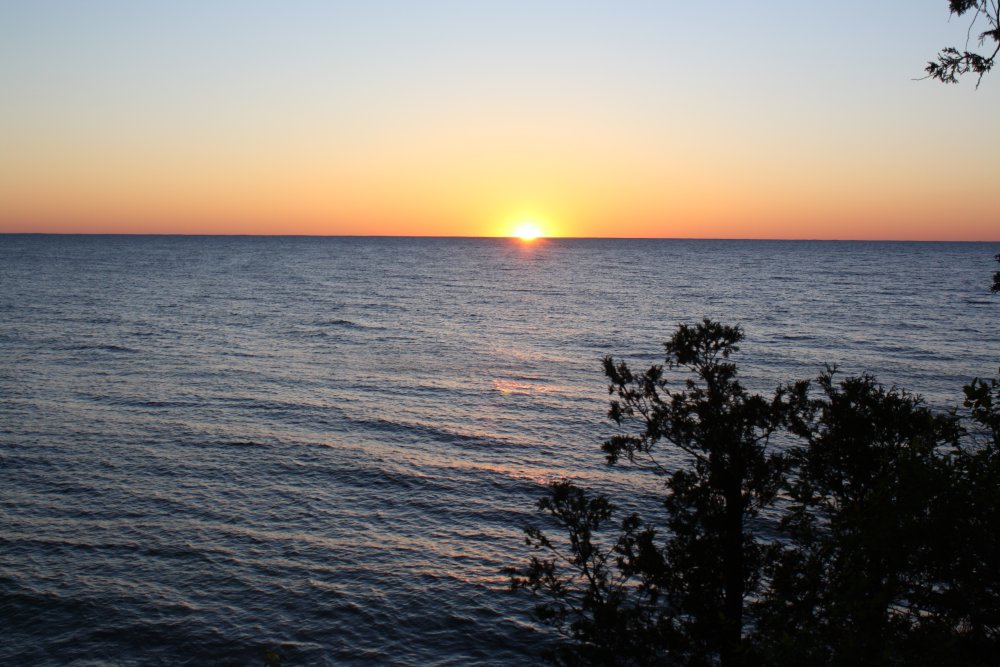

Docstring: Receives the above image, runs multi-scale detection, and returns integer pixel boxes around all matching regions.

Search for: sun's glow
[512,222,544,241]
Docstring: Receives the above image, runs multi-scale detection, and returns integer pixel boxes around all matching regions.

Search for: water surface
[1,236,996,664]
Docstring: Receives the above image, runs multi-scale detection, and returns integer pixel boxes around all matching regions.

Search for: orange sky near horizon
[1,2,998,241]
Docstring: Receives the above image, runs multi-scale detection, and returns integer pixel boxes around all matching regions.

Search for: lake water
[1,235,997,665]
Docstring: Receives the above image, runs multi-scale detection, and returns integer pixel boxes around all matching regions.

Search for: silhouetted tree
[601,321,795,667]
[940,372,1000,656]
[992,253,1000,292]
[926,1,999,85]
[758,370,965,666]
[508,320,795,666]
[509,322,1000,665]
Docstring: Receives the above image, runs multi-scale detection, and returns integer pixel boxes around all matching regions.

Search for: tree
[941,371,1000,655]
[508,322,1000,665]
[992,253,1000,292]
[758,371,965,666]
[926,1,1000,85]
[508,320,795,666]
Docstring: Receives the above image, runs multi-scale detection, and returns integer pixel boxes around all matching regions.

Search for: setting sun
[512,222,544,241]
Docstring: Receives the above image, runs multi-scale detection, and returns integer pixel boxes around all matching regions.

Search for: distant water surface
[1,236,996,665]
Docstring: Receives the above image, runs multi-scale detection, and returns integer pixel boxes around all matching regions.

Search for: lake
[1,235,996,665]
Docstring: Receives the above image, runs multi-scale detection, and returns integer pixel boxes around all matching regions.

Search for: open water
[1,235,997,665]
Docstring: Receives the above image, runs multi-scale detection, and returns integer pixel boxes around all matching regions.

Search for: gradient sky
[1,1,998,239]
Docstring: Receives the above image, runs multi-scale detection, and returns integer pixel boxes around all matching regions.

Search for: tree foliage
[507,321,793,665]
[926,0,1000,85]
[760,372,967,665]
[508,320,1000,666]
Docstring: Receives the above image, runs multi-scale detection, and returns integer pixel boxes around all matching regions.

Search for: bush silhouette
[508,320,1000,666]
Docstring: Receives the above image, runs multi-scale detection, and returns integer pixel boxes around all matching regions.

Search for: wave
[314,318,386,331]
[61,343,139,353]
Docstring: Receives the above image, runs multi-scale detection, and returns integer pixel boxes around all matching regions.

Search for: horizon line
[1,232,998,243]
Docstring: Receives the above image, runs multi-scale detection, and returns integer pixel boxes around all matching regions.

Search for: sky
[1,1,998,240]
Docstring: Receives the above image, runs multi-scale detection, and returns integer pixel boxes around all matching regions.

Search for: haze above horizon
[2,1,998,241]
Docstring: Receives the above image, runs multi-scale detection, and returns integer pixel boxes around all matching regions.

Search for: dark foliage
[759,371,966,666]
[508,320,793,666]
[508,321,1000,666]
[601,320,791,666]
[926,1,1000,85]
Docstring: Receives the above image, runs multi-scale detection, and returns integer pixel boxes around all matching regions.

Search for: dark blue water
[1,235,997,665]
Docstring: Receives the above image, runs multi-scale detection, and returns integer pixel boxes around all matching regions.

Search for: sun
[512,222,544,241]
